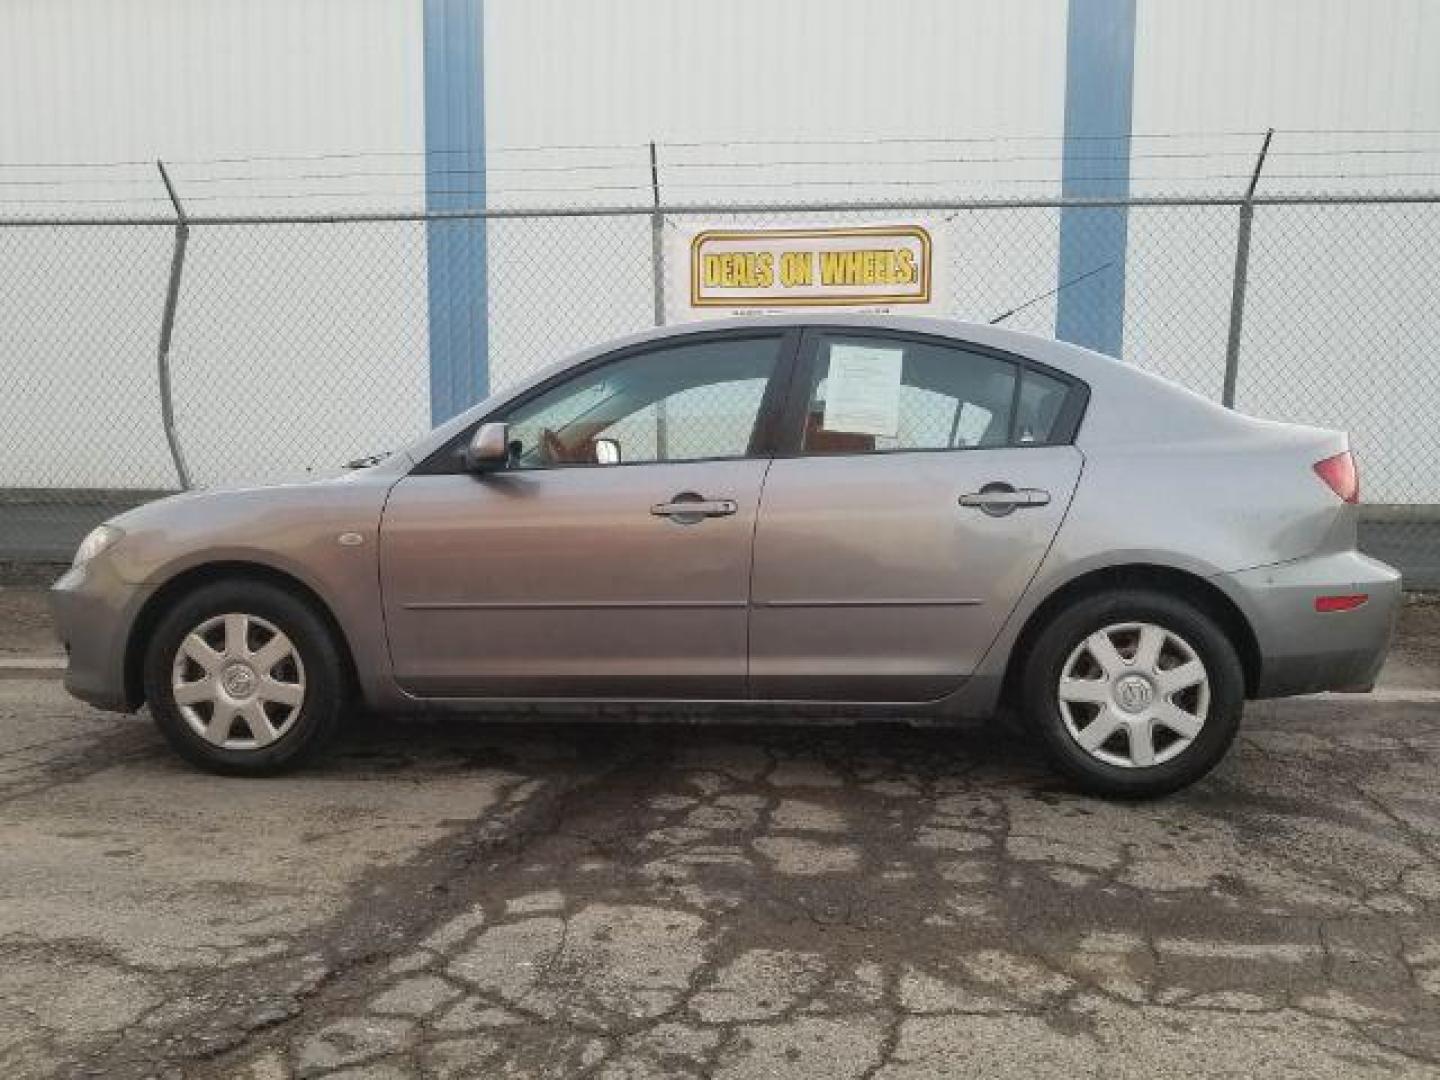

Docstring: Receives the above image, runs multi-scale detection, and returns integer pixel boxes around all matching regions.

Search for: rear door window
[798,333,1019,455]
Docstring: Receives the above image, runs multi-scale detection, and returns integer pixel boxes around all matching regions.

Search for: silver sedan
[51,316,1400,796]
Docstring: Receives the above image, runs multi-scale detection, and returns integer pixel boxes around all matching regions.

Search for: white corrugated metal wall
[0,0,429,489]
[1,0,1438,496]
[1130,0,1440,503]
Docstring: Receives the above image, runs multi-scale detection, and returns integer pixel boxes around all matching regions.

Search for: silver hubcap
[171,613,306,750]
[1057,621,1210,769]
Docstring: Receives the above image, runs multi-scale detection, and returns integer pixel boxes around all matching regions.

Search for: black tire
[1019,588,1244,798]
[143,579,346,775]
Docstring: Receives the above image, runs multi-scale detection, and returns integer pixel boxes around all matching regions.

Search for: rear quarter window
[1016,369,1071,444]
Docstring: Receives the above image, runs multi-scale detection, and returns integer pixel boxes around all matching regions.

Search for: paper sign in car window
[822,344,904,437]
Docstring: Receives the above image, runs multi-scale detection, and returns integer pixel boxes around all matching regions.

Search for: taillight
[1313,451,1359,503]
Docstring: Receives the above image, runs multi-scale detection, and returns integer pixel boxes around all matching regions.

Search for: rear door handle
[959,484,1051,516]
[651,492,738,523]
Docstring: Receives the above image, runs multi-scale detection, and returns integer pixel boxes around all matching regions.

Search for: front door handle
[959,484,1051,517]
[651,492,738,523]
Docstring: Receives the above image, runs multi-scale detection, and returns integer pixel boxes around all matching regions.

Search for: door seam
[964,447,1089,683]
[745,457,777,699]
[374,473,411,689]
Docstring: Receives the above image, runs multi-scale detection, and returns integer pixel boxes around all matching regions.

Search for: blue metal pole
[1056,0,1136,357]
[423,0,488,423]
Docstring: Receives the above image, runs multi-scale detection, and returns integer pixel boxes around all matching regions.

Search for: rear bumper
[1222,550,1402,699]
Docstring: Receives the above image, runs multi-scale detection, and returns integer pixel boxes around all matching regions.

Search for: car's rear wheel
[143,580,345,774]
[1020,588,1244,798]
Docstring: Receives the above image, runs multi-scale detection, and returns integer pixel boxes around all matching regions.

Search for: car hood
[94,465,405,591]
[107,453,414,530]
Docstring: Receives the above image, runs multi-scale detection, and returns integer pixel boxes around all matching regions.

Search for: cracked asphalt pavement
[2,591,1440,1078]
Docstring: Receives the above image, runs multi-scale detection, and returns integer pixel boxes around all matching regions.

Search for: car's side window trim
[412,327,805,475]
[1005,360,1026,446]
[747,327,807,458]
[772,327,1090,458]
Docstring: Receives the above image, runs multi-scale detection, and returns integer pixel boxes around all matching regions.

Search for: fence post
[1221,128,1273,409]
[649,141,666,327]
[649,140,669,458]
[155,159,192,490]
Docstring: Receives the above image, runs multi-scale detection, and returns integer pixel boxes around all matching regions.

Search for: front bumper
[1223,550,1402,699]
[50,559,147,713]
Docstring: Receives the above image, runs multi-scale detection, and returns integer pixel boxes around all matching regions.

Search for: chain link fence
[2,194,1437,586]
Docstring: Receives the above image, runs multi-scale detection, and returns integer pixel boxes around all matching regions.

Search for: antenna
[988,260,1116,326]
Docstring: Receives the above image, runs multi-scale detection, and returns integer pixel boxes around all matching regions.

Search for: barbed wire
[6,129,1440,208]
[11,175,1440,209]
[12,143,1440,191]
[9,127,1440,173]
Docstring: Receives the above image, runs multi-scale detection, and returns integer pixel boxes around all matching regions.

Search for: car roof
[579,313,1109,377]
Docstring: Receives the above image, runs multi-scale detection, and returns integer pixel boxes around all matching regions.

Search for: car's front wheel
[1020,588,1244,798]
[143,580,346,774]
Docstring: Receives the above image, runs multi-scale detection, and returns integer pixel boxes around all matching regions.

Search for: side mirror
[464,422,512,473]
[593,437,622,465]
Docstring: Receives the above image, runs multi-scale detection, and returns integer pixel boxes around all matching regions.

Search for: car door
[749,327,1087,701]
[381,330,797,699]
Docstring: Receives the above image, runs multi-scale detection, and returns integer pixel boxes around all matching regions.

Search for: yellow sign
[687,225,933,309]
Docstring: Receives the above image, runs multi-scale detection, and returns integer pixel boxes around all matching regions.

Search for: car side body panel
[749,446,1083,701]
[379,460,769,699]
[51,470,407,712]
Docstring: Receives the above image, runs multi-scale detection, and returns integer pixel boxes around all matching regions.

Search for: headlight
[73,524,122,567]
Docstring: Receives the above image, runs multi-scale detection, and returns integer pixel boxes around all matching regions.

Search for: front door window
[504,335,784,468]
